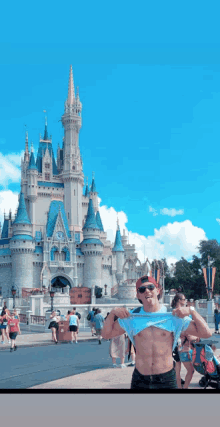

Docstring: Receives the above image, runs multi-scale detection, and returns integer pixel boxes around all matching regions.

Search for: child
[8,312,21,352]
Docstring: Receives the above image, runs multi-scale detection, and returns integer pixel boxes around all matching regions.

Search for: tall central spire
[67,65,75,105]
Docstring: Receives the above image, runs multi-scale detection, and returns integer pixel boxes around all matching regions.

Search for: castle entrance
[51,276,71,292]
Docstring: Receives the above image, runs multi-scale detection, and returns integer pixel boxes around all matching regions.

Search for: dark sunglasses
[138,284,156,293]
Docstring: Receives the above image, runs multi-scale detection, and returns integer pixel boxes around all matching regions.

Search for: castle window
[45,173,50,180]
[74,190,75,196]
[72,166,75,170]
[45,163,50,169]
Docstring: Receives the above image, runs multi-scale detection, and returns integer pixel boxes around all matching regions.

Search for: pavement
[1,327,220,389]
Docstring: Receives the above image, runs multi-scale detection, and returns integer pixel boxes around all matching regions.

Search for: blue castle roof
[112,227,124,252]
[46,201,71,238]
[28,151,38,170]
[34,246,43,254]
[0,248,11,256]
[82,199,100,230]
[1,219,9,238]
[96,211,104,231]
[13,193,31,225]
[84,184,89,197]
[36,142,58,175]
[90,177,96,192]
[12,234,33,240]
[81,238,103,246]
[76,247,84,256]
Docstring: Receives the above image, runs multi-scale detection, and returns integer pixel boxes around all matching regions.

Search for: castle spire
[84,177,89,197]
[83,199,99,230]
[24,131,29,162]
[67,65,75,106]
[90,171,97,193]
[44,116,48,140]
[112,221,124,252]
[14,192,31,225]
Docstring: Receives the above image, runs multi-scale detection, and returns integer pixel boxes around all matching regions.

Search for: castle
[0,66,148,300]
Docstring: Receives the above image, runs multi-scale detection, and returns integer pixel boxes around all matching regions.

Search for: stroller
[191,341,220,389]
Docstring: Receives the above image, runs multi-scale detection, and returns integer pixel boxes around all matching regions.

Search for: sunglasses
[138,284,156,293]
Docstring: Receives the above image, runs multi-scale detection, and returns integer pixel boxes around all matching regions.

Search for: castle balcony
[49,261,73,268]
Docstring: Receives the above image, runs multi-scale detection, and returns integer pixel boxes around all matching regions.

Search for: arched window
[61,247,70,261]
[50,246,59,261]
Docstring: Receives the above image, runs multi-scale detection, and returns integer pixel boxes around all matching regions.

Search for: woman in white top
[48,311,60,344]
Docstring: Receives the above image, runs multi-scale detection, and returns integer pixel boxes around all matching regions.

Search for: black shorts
[172,345,181,363]
[48,321,59,330]
[9,332,18,340]
[131,367,178,390]
[69,325,78,332]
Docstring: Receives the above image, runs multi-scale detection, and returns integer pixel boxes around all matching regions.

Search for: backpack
[87,313,91,321]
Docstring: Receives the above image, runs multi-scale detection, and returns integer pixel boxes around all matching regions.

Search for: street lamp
[50,290,55,312]
[11,286,16,309]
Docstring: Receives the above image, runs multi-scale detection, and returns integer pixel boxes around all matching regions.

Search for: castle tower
[27,144,38,236]
[61,65,84,235]
[10,192,35,293]
[81,198,103,288]
[112,219,125,283]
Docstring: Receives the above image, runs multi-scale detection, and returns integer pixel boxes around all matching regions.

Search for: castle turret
[10,192,35,292]
[81,198,103,288]
[27,145,38,235]
[61,65,84,236]
[112,219,124,283]
[89,172,98,213]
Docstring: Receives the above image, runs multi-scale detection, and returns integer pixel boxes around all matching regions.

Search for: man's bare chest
[136,326,173,342]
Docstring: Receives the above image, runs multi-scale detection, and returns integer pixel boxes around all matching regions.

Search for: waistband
[134,367,175,380]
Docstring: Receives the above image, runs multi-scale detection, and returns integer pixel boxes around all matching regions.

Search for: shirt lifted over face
[118,306,192,351]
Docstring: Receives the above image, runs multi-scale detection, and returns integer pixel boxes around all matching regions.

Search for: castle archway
[51,273,74,290]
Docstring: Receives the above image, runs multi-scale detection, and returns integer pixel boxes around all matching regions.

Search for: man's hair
[67,310,71,314]
[171,293,185,309]
[92,307,96,311]
[97,308,101,314]
[73,307,76,310]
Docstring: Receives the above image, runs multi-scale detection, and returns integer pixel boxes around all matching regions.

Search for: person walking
[102,275,212,389]
[214,305,219,334]
[126,337,136,367]
[88,307,96,336]
[0,308,10,344]
[171,293,198,389]
[109,334,126,368]
[68,309,79,343]
[94,308,105,344]
[8,312,21,352]
[48,310,60,344]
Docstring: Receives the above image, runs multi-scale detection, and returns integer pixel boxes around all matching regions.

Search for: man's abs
[134,326,174,375]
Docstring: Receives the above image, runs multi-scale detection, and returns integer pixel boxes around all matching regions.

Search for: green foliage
[164,240,220,300]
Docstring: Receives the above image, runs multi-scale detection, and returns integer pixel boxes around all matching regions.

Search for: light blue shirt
[69,314,78,326]
[118,306,192,351]
[94,313,104,329]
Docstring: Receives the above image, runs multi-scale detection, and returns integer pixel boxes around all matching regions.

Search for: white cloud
[0,190,19,226]
[216,218,220,225]
[149,206,158,216]
[99,198,207,266]
[0,151,23,187]
[160,208,184,217]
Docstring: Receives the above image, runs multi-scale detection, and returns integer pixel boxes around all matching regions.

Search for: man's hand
[172,306,191,318]
[112,307,130,319]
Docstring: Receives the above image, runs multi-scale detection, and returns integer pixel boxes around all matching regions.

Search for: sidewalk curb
[0,337,98,351]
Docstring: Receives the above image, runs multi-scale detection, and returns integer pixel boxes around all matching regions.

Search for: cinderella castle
[0,66,148,302]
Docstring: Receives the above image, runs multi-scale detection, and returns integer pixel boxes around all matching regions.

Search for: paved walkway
[1,328,219,389]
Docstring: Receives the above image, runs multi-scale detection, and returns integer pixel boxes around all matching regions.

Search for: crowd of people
[0,306,21,352]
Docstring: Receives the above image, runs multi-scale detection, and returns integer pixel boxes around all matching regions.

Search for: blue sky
[0,0,220,264]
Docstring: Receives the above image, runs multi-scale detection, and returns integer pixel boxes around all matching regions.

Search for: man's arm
[173,306,212,339]
[102,307,130,340]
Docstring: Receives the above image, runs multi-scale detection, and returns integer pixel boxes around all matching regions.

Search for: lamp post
[50,290,55,312]
[11,286,16,309]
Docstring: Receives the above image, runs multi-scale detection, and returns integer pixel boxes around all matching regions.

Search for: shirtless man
[102,275,212,389]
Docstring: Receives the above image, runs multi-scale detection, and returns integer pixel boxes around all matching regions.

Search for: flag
[203,267,216,295]
[153,268,160,284]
